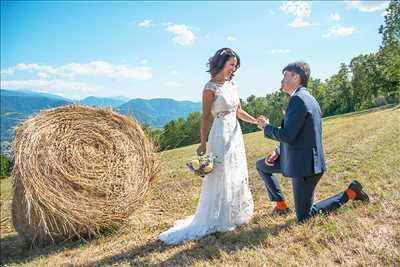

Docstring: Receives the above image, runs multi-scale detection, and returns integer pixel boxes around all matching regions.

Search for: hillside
[0,90,201,141]
[0,95,71,141]
[0,106,399,266]
[117,98,201,128]
[77,96,127,108]
[0,89,72,101]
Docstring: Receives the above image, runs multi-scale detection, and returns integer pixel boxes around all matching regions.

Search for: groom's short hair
[282,62,310,87]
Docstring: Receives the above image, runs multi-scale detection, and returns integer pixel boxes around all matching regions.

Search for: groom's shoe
[347,180,369,202]
[271,200,292,216]
[271,207,292,216]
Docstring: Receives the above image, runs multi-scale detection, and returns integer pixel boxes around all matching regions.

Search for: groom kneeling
[256,62,369,223]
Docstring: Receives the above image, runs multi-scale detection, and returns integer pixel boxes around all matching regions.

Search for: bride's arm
[236,104,258,124]
[197,90,214,155]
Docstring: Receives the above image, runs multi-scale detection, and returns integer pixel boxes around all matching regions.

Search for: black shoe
[348,180,369,202]
[271,207,292,216]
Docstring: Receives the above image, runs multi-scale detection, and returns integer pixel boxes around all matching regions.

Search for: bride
[159,48,258,245]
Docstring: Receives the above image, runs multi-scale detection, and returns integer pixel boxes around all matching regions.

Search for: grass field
[1,106,399,266]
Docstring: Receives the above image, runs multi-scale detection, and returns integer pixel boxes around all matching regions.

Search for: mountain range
[0,89,201,142]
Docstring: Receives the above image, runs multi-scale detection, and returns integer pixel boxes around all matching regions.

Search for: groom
[256,62,369,223]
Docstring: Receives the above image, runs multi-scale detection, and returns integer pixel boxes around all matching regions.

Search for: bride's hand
[197,144,206,156]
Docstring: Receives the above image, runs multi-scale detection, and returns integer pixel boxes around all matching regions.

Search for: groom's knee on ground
[255,158,267,172]
[256,158,277,175]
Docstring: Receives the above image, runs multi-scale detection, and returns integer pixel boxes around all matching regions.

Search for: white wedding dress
[159,79,254,245]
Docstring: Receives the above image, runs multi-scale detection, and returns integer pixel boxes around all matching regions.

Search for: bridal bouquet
[187,154,216,177]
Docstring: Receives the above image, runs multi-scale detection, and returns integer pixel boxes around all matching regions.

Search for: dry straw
[11,105,159,245]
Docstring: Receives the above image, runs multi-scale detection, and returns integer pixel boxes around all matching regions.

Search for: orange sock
[345,189,357,200]
[276,200,289,209]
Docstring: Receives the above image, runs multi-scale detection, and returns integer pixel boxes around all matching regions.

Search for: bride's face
[221,57,237,78]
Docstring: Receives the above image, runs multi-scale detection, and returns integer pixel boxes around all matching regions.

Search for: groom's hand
[265,149,279,166]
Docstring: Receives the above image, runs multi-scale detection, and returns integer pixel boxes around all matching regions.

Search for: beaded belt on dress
[216,109,236,118]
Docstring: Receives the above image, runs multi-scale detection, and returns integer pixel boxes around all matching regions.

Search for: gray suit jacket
[264,87,326,177]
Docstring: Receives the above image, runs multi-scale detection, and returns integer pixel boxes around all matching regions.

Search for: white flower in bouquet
[187,154,217,177]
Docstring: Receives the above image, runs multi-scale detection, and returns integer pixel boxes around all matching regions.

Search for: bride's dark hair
[207,48,240,80]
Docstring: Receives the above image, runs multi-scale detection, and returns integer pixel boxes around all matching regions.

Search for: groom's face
[281,71,300,94]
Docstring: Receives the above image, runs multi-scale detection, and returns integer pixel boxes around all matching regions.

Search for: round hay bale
[11,105,159,245]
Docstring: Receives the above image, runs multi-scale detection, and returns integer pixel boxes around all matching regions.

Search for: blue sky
[1,1,389,101]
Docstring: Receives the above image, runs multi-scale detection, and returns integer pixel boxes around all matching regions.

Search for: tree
[375,44,400,103]
[184,112,202,145]
[379,0,400,48]
[377,0,400,103]
[0,155,11,178]
[322,63,354,115]
[240,91,288,133]
[308,78,329,115]
[141,123,162,150]
[157,112,205,151]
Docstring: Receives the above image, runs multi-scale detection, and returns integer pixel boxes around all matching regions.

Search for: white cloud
[322,25,356,39]
[280,1,311,17]
[330,13,341,21]
[37,72,50,79]
[64,62,152,80]
[280,1,317,28]
[1,61,153,80]
[166,24,196,45]
[226,36,237,41]
[1,68,14,76]
[139,59,148,65]
[1,63,72,78]
[289,17,313,28]
[344,1,389,12]
[1,79,100,96]
[137,19,152,28]
[270,49,292,55]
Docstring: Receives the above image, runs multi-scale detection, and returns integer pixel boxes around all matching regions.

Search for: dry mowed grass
[1,106,399,266]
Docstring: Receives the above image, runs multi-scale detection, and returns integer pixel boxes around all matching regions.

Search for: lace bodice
[203,80,240,116]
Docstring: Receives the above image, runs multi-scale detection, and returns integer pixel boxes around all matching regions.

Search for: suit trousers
[256,159,349,222]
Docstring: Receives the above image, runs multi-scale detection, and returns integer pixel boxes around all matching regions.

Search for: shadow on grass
[0,233,84,266]
[81,217,296,267]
